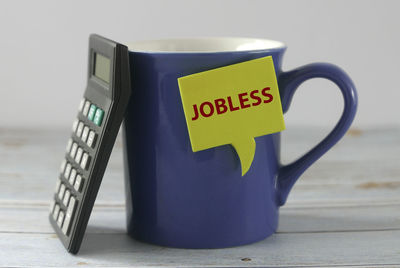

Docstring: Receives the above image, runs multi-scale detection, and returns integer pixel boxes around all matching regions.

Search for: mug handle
[276,63,358,206]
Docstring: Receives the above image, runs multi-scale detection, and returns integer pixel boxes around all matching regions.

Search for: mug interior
[127,37,285,53]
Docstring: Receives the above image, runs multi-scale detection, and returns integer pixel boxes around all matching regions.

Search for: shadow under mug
[122,37,358,248]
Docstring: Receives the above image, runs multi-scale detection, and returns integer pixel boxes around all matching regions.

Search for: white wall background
[0,0,399,129]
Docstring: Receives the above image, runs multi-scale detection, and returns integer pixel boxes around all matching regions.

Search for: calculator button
[75,147,83,164]
[80,153,90,169]
[79,98,85,112]
[81,126,89,142]
[88,104,97,121]
[62,211,72,235]
[64,163,72,179]
[83,101,91,116]
[72,119,79,133]
[87,131,97,148]
[62,197,77,235]
[70,143,78,158]
[53,204,60,220]
[66,138,73,153]
[93,108,104,126]
[57,211,65,227]
[67,196,76,215]
[55,179,61,192]
[74,175,83,192]
[63,190,71,206]
[80,153,90,170]
[63,190,71,207]
[58,184,66,200]
[60,159,67,173]
[76,122,84,137]
[69,168,77,185]
[49,200,56,213]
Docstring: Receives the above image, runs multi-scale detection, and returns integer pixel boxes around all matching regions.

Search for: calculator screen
[93,53,110,84]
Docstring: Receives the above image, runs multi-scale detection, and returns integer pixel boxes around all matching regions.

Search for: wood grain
[1,231,399,267]
[0,127,399,267]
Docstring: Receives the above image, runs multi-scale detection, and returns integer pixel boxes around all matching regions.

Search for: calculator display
[93,53,111,83]
[49,34,131,254]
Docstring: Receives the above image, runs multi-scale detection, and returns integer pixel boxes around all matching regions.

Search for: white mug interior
[127,37,285,53]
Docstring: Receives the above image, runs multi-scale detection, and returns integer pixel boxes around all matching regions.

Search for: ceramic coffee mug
[122,37,357,248]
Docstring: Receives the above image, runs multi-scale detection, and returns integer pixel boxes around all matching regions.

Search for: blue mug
[122,38,357,248]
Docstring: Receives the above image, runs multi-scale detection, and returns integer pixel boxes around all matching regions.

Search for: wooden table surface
[0,127,399,267]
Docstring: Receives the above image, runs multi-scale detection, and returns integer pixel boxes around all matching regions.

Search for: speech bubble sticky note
[178,56,285,176]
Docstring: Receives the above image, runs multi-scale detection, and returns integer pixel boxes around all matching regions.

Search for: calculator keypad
[81,126,89,142]
[82,101,91,116]
[80,153,90,170]
[63,190,71,206]
[64,163,72,179]
[75,148,83,164]
[72,120,79,133]
[50,97,106,238]
[74,174,83,192]
[53,204,60,220]
[55,178,61,192]
[88,104,97,121]
[60,159,67,173]
[57,211,65,227]
[93,109,104,126]
[87,131,97,148]
[66,139,73,152]
[58,184,66,200]
[70,143,78,158]
[78,99,85,112]
[76,122,84,137]
[61,196,77,235]
[69,169,77,185]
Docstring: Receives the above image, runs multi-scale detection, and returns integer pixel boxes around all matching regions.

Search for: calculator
[49,34,131,254]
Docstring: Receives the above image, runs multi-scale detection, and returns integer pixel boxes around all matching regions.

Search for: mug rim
[127,37,286,54]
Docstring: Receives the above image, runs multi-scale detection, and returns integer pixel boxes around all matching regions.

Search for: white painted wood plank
[2,182,400,208]
[0,127,399,267]
[278,203,400,233]
[0,128,399,206]
[1,203,399,234]
[0,230,399,267]
[281,127,400,164]
[0,128,125,204]
[0,206,125,234]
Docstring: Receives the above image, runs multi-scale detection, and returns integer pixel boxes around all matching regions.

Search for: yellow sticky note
[178,56,285,176]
